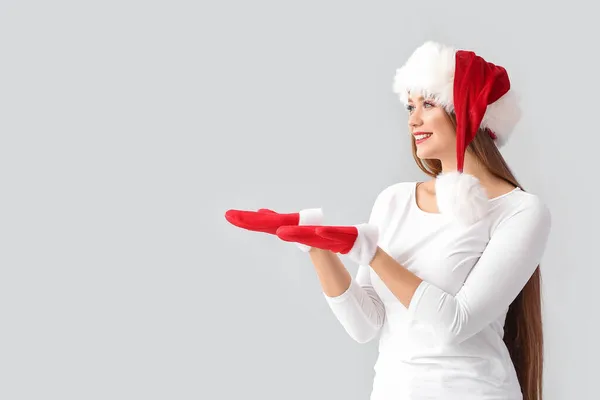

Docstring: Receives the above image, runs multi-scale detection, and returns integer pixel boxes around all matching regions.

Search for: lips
[413,132,432,144]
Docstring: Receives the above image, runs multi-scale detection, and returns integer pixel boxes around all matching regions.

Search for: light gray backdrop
[1,1,596,399]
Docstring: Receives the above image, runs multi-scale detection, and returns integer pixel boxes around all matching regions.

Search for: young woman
[225,41,551,400]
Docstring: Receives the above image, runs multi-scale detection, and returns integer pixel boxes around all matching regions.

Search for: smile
[414,133,432,144]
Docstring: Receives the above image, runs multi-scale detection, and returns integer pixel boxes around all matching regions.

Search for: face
[406,93,456,162]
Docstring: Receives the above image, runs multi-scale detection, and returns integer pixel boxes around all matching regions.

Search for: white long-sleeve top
[324,181,551,400]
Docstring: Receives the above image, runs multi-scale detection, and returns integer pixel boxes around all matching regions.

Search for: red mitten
[224,207,323,252]
[276,223,380,266]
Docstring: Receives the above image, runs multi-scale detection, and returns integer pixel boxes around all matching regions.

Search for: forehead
[407,93,426,102]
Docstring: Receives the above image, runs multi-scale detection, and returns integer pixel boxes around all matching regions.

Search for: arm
[311,247,385,344]
[309,247,352,297]
[369,247,423,306]
[369,197,551,345]
[306,186,403,344]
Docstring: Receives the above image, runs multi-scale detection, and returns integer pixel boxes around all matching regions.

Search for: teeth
[415,134,432,140]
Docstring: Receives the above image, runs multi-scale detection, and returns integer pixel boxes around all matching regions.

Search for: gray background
[0,1,596,399]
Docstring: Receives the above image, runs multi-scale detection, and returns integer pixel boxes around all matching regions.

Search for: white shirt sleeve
[321,185,400,343]
[407,195,552,345]
[323,265,386,343]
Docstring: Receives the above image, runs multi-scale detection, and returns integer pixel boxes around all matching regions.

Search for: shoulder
[366,181,416,220]
[504,190,550,220]
[492,189,552,235]
[373,181,417,204]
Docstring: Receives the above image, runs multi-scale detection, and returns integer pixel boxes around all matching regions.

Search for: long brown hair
[411,113,544,400]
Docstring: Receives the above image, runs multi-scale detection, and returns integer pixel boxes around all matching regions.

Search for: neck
[440,150,495,185]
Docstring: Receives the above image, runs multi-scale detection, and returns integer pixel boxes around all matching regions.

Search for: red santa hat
[392,41,521,225]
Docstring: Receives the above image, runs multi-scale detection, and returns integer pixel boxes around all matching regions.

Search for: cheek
[428,116,454,142]
[435,127,455,145]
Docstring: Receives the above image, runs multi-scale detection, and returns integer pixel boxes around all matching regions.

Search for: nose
[408,108,423,130]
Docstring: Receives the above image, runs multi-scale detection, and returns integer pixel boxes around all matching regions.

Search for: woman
[225,41,551,400]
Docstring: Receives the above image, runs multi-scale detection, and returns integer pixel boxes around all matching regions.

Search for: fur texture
[295,208,324,252]
[393,41,456,112]
[346,223,380,266]
[392,41,520,148]
[435,172,490,225]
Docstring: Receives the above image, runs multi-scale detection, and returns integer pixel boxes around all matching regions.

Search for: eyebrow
[407,96,425,103]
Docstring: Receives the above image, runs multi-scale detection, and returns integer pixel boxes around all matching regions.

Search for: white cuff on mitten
[346,223,380,266]
[295,208,323,252]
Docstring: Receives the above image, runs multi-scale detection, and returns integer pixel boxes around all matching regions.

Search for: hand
[224,208,302,235]
[276,224,380,266]
[224,207,323,252]
[275,225,356,254]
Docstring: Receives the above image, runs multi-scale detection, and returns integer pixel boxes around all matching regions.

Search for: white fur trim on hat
[480,89,521,147]
[393,41,456,112]
[392,41,520,147]
[435,172,490,225]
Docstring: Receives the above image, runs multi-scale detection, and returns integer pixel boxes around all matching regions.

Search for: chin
[416,147,439,160]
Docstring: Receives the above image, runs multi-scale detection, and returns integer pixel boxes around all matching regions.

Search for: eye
[423,101,435,108]
[405,104,415,113]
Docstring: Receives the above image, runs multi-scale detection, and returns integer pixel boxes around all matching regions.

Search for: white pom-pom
[435,172,490,225]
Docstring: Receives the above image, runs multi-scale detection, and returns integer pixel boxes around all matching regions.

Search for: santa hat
[392,41,521,225]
